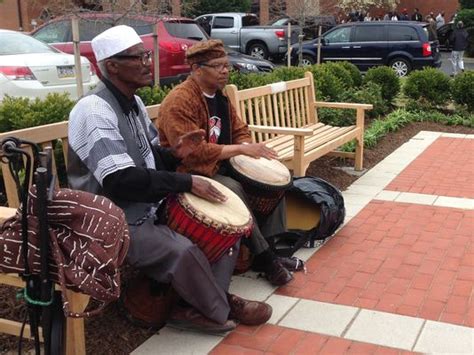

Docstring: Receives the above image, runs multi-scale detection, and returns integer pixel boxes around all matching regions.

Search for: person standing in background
[450,21,469,76]
[412,8,423,22]
[436,12,445,29]
[400,9,409,21]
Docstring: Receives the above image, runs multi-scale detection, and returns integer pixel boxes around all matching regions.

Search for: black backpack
[269,176,345,257]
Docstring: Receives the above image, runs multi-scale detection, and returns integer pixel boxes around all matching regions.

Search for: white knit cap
[91,25,143,62]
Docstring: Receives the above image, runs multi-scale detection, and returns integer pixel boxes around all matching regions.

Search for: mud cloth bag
[268,176,345,257]
[0,187,130,317]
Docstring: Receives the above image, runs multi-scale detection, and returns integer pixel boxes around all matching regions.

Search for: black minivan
[289,21,441,76]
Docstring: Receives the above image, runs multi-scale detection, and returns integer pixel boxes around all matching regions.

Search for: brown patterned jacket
[158,77,251,177]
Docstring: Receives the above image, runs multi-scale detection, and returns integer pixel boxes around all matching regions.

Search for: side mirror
[320,37,327,45]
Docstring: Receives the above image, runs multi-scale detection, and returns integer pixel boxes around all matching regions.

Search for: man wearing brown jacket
[159,40,298,286]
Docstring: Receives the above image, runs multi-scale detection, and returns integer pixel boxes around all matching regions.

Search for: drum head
[182,177,251,228]
[229,155,291,187]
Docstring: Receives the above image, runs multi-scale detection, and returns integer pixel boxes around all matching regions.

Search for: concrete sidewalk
[132,131,474,355]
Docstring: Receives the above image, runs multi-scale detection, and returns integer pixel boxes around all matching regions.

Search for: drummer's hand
[172,129,206,159]
[191,176,227,203]
[240,143,278,160]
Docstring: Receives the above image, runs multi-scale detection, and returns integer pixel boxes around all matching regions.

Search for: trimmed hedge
[0,93,75,131]
[338,61,363,87]
[451,70,474,112]
[403,68,451,107]
[363,66,400,103]
[136,85,173,106]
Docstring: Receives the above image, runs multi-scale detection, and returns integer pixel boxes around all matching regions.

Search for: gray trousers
[127,218,239,324]
[451,51,465,74]
[213,174,287,255]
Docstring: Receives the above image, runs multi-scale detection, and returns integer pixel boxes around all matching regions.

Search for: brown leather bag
[0,187,130,317]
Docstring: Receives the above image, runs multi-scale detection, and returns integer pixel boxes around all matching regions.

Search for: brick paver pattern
[276,201,474,327]
[211,324,417,354]
[386,137,474,198]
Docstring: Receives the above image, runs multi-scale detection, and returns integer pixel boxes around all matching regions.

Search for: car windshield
[270,18,288,26]
[0,32,57,55]
[164,21,207,41]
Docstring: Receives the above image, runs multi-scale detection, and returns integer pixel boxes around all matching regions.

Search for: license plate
[57,65,75,78]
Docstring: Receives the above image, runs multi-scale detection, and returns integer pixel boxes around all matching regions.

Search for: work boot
[227,293,272,325]
[168,306,237,334]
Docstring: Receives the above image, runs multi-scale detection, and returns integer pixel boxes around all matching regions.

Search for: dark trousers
[127,218,239,324]
[212,174,287,255]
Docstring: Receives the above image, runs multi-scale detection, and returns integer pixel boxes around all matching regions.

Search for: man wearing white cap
[67,25,272,333]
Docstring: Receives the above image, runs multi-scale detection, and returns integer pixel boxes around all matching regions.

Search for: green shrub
[310,65,345,101]
[404,68,451,107]
[270,66,306,82]
[339,61,363,87]
[364,66,400,103]
[136,85,173,106]
[322,62,354,89]
[318,108,354,126]
[0,93,74,131]
[341,82,387,118]
[451,71,474,112]
[228,71,272,90]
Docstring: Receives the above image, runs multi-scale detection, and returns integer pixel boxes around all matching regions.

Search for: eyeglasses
[112,50,153,66]
[199,62,232,72]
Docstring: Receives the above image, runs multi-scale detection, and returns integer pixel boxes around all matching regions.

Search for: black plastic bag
[269,176,345,257]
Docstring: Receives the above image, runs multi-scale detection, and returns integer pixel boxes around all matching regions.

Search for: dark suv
[289,21,441,76]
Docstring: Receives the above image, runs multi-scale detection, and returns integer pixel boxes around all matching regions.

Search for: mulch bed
[1,122,473,354]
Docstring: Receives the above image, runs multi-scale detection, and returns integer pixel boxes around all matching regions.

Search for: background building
[0,0,459,32]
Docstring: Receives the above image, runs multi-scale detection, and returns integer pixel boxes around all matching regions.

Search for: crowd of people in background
[339,8,456,28]
[337,8,459,41]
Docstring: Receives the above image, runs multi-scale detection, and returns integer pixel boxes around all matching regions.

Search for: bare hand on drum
[241,143,278,160]
[172,129,206,159]
[191,176,228,203]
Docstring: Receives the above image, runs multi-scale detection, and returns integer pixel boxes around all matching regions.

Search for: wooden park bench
[0,104,160,354]
[225,71,373,176]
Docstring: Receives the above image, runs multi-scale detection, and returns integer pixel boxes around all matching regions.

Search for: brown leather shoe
[227,293,272,326]
[168,306,237,334]
[265,259,293,286]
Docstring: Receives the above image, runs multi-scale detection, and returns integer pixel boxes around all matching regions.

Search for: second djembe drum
[228,155,292,216]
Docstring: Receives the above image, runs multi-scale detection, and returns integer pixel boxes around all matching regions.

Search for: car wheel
[300,55,315,66]
[248,43,269,60]
[390,58,411,77]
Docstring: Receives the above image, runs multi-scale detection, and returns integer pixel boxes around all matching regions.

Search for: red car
[31,14,208,86]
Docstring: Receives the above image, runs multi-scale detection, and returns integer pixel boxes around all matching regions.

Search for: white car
[0,29,99,101]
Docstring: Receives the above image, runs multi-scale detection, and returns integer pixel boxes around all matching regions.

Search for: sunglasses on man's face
[113,50,153,66]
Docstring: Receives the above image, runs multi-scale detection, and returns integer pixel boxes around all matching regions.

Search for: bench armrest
[314,101,373,110]
[248,124,314,136]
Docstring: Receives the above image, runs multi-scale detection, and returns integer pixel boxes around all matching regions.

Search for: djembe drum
[166,177,253,263]
[228,155,292,216]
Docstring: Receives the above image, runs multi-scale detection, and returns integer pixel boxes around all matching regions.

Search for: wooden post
[287,22,291,68]
[71,18,84,98]
[153,23,160,87]
[317,25,322,65]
